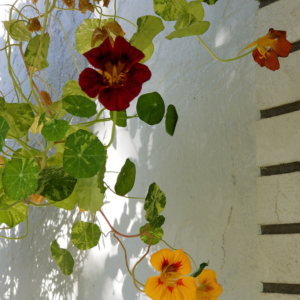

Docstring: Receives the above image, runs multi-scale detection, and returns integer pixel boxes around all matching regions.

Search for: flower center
[160,267,180,288]
[99,61,127,87]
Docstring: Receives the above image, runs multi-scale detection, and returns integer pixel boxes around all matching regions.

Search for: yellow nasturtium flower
[196,270,223,300]
[145,249,197,300]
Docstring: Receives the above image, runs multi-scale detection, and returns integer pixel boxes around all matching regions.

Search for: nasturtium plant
[0,97,34,138]
[137,92,165,125]
[144,183,166,222]
[115,158,136,196]
[71,221,101,250]
[35,167,77,201]
[51,240,74,276]
[0,117,9,152]
[63,130,105,178]
[165,104,178,136]
[140,223,164,245]
[41,119,69,141]
[3,20,31,42]
[24,35,50,70]
[2,159,39,200]
[0,0,283,295]
[62,95,97,118]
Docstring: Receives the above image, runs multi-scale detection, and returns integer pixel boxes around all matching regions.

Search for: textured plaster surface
[257,172,300,225]
[256,111,300,167]
[0,0,260,299]
[256,51,300,111]
[255,0,300,44]
[258,234,300,284]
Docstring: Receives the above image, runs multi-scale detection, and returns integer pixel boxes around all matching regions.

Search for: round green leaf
[3,20,31,42]
[51,240,74,276]
[0,116,9,152]
[144,182,166,222]
[137,92,165,125]
[114,158,136,196]
[2,159,39,200]
[24,35,50,70]
[63,130,105,178]
[41,119,69,141]
[165,105,178,136]
[153,0,182,21]
[140,223,163,245]
[35,167,77,201]
[140,42,154,64]
[62,95,97,118]
[71,221,101,250]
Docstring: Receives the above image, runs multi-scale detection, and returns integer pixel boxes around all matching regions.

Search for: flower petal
[197,270,223,298]
[273,38,294,57]
[150,248,176,272]
[83,37,113,70]
[264,51,280,71]
[175,277,197,300]
[268,28,286,39]
[173,249,192,275]
[113,36,145,69]
[145,276,167,300]
[125,63,151,97]
[79,68,104,98]
[98,86,134,111]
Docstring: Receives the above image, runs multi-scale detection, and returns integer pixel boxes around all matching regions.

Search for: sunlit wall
[0,0,260,299]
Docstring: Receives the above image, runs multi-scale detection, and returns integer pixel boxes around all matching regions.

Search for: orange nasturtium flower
[242,28,293,71]
[196,270,223,300]
[145,249,197,300]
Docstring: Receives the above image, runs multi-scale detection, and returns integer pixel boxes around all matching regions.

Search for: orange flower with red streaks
[242,28,293,71]
[196,270,223,300]
[145,249,197,300]
[79,36,151,111]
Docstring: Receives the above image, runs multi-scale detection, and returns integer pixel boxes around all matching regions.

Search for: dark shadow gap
[261,223,300,235]
[260,100,300,119]
[258,0,279,9]
[291,41,300,53]
[263,283,300,294]
[260,162,300,176]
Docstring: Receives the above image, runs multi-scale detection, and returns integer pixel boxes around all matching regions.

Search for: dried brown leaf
[31,0,38,4]
[103,0,110,8]
[106,21,125,37]
[79,0,94,13]
[27,18,43,33]
[62,0,75,9]
[91,27,109,47]
[31,194,44,204]
[40,91,52,106]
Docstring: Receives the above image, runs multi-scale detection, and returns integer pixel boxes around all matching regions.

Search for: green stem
[35,73,59,100]
[0,44,19,51]
[7,134,41,169]
[0,200,23,211]
[196,35,256,62]
[0,216,28,240]
[4,145,27,159]
[29,0,51,113]
[50,13,80,74]
[105,111,117,149]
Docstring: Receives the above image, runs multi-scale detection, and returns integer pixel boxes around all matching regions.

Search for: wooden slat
[259,294,300,300]
[257,173,300,225]
[256,111,300,167]
[256,51,300,111]
[259,234,300,284]
[256,0,300,44]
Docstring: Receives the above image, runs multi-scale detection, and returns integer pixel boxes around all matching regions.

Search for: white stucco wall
[0,0,260,299]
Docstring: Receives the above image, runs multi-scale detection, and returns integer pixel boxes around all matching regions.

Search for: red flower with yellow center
[196,270,223,300]
[145,249,197,300]
[79,36,151,111]
[242,28,293,71]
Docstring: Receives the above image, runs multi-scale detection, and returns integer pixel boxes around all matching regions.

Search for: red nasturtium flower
[243,28,293,71]
[145,249,197,300]
[79,36,151,111]
[196,270,223,300]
